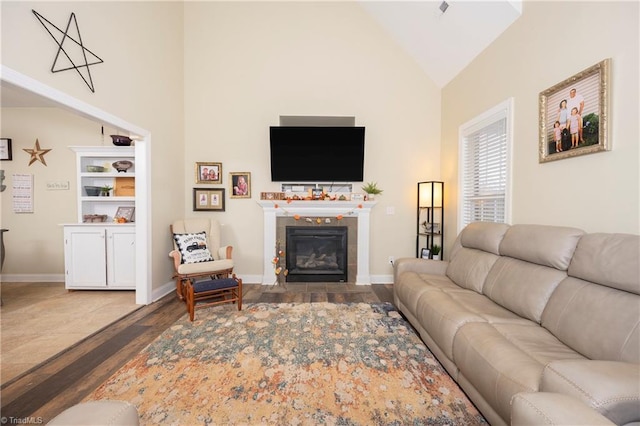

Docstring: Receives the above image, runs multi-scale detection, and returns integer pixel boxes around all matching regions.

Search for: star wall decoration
[32,9,104,93]
[23,139,52,166]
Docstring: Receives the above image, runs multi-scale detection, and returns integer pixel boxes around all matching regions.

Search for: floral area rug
[87,302,486,425]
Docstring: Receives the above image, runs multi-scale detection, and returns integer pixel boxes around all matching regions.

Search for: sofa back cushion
[446,222,509,293]
[542,277,640,363]
[474,224,583,323]
[499,224,585,270]
[460,222,510,255]
[543,233,640,363]
[483,258,568,323]
[568,233,640,295]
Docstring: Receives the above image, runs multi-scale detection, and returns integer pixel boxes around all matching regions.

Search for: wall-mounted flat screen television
[270,126,365,182]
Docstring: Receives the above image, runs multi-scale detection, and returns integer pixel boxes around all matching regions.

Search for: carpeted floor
[87,302,486,425]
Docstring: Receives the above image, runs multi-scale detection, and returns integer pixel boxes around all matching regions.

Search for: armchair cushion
[173,232,214,264]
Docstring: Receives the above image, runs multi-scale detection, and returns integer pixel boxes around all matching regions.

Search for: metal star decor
[23,139,52,166]
[32,9,104,93]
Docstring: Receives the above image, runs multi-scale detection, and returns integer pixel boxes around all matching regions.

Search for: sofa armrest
[218,245,233,260]
[393,257,448,282]
[541,360,640,425]
[511,392,615,425]
[169,250,181,271]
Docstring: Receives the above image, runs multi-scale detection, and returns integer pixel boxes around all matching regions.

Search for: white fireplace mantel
[258,200,377,285]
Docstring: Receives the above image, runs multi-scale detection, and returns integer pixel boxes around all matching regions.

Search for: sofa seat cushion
[453,322,585,422]
[511,392,616,426]
[415,288,531,361]
[394,271,459,314]
[541,360,640,425]
[175,258,233,275]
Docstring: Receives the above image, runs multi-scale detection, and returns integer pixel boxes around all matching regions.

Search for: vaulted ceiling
[1,1,522,107]
[359,0,522,88]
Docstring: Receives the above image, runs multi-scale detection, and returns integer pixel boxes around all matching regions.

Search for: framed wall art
[230,172,251,198]
[115,206,135,222]
[539,58,610,163]
[193,188,225,211]
[195,162,222,184]
[1,138,13,161]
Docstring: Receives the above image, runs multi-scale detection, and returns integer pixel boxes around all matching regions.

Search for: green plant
[431,244,441,255]
[361,181,383,195]
[582,112,599,146]
[100,185,113,195]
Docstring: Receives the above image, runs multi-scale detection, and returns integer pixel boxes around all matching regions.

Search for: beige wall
[6,1,635,286]
[441,1,639,252]
[183,2,441,279]
[2,1,440,285]
[0,108,96,275]
[1,2,184,289]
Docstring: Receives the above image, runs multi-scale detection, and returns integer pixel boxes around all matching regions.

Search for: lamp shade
[419,181,443,208]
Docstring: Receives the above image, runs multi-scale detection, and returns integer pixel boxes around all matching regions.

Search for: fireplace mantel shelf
[258,200,377,285]
[257,200,377,216]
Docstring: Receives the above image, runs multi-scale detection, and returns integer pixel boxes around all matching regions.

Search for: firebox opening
[285,226,348,282]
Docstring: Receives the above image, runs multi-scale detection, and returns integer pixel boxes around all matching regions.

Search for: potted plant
[100,185,113,197]
[361,181,383,200]
[431,244,441,260]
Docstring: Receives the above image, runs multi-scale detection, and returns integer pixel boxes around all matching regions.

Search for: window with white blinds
[458,98,513,233]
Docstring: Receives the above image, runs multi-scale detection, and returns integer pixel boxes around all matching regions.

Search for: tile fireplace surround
[258,200,377,285]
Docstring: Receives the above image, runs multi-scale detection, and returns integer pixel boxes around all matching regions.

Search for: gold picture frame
[195,162,222,184]
[539,58,610,163]
[193,188,225,211]
[230,172,251,198]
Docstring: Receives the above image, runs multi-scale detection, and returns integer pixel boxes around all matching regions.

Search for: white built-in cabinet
[62,146,136,290]
[63,225,135,289]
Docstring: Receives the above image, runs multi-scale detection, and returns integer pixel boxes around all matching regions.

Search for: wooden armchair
[169,218,233,300]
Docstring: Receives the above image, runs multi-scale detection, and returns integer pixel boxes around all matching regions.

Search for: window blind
[459,101,511,231]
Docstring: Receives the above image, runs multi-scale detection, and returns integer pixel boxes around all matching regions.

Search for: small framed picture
[230,172,251,198]
[195,162,222,184]
[0,138,12,161]
[115,206,135,222]
[421,248,430,259]
[193,188,225,211]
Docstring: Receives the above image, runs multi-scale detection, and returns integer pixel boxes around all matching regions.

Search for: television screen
[270,126,365,182]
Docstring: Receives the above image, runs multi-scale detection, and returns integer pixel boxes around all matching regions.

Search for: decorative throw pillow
[173,232,214,264]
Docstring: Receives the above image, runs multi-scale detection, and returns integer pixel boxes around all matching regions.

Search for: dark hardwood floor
[0,283,394,423]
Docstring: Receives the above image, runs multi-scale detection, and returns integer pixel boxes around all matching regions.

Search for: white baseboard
[370,274,394,284]
[0,274,64,283]
[152,280,176,302]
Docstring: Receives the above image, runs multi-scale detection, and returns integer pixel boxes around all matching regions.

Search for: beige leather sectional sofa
[393,222,639,426]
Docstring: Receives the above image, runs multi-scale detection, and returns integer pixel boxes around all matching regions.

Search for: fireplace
[258,200,377,285]
[285,226,347,282]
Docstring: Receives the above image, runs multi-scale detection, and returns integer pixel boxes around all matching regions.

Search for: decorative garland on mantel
[268,199,364,224]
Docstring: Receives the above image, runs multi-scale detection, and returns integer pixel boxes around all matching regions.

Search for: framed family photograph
[539,58,610,163]
[0,138,12,161]
[195,162,222,184]
[230,172,251,198]
[193,188,225,211]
